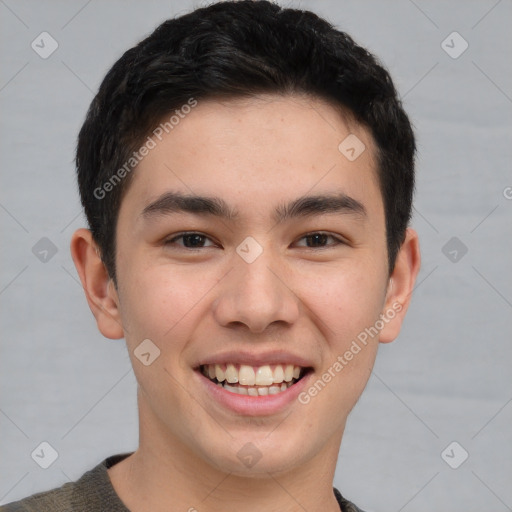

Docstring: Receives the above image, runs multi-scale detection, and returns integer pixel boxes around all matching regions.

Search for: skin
[71,94,420,512]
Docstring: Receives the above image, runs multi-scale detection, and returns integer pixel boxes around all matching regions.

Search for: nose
[212,247,300,334]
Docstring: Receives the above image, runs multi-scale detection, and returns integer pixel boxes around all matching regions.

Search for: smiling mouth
[199,363,310,396]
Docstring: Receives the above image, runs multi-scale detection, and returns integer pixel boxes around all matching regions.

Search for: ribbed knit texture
[1,453,365,511]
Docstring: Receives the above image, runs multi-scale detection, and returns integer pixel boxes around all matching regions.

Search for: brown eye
[165,232,216,249]
[296,232,343,248]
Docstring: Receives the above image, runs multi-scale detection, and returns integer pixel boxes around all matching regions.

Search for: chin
[199,432,312,477]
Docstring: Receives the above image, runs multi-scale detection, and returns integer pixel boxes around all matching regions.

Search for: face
[111,94,394,475]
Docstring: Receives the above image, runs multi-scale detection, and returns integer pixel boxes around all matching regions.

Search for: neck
[108,390,344,512]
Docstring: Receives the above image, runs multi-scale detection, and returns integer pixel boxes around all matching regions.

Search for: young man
[2,1,420,510]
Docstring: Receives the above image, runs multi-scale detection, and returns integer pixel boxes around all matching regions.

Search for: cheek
[117,262,216,350]
[296,263,386,346]
[294,270,383,431]
[116,264,212,407]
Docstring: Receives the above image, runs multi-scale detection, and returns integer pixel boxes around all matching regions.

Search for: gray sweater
[0,453,365,511]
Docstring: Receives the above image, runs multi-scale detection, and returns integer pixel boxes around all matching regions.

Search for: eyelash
[163,231,345,250]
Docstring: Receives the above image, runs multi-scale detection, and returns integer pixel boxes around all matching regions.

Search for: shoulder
[0,480,76,512]
[0,453,132,512]
[333,487,368,512]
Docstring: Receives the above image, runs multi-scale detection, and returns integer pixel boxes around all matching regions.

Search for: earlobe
[379,227,421,344]
[70,228,125,340]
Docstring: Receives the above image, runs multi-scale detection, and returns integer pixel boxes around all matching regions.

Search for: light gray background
[1,1,511,511]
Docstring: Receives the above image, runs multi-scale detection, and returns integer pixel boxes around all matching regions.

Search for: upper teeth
[202,363,302,386]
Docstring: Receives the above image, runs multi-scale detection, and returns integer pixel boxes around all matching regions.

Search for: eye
[163,231,345,250]
[294,232,344,248]
[164,232,217,249]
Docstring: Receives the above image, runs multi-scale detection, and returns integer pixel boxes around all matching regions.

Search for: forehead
[120,94,383,224]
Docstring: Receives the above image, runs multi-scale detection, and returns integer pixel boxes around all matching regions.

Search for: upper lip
[195,350,315,369]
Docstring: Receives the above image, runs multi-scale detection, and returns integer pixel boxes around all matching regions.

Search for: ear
[70,228,125,340]
[379,227,421,344]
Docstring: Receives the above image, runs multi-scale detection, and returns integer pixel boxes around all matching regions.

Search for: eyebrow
[140,191,367,223]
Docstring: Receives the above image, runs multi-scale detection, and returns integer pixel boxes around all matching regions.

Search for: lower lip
[195,370,312,416]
